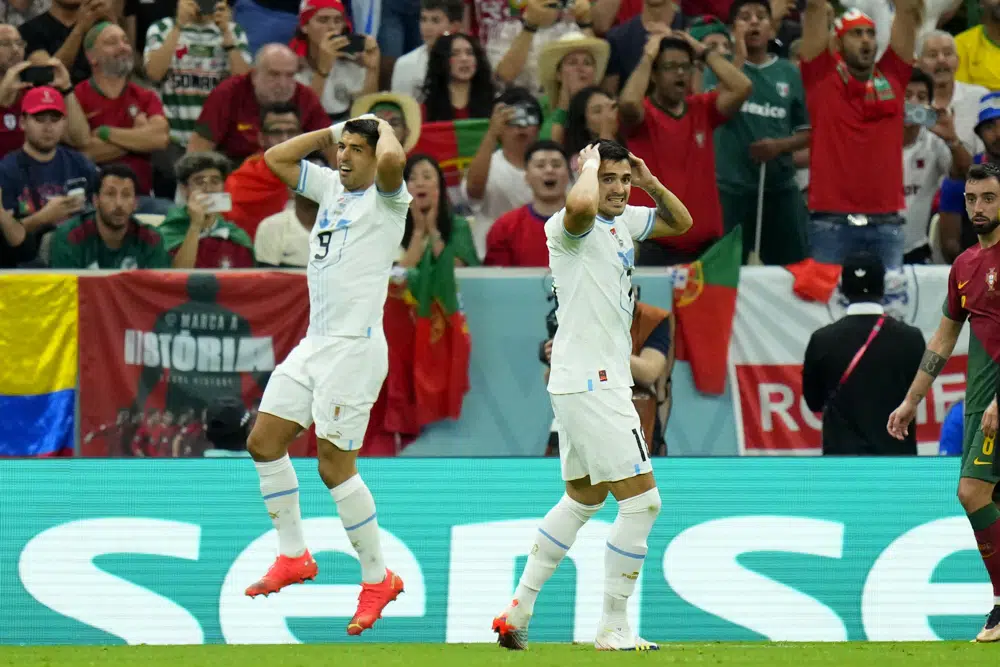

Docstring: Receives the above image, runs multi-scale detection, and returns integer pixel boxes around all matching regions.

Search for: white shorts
[550,387,653,484]
[259,334,388,451]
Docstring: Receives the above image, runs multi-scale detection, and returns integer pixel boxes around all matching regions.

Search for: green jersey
[48,214,172,269]
[703,56,809,191]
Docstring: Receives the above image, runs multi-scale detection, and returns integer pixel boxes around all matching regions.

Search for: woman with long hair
[561,86,621,169]
[420,33,496,122]
[399,154,479,268]
[289,0,379,121]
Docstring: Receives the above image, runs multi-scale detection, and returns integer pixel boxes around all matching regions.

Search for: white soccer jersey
[296,160,412,338]
[545,205,656,395]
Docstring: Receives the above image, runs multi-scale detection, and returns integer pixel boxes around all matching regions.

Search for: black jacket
[803,305,925,455]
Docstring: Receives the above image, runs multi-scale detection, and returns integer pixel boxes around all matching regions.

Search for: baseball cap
[841,251,885,301]
[22,86,66,116]
[205,397,251,451]
[975,91,1000,136]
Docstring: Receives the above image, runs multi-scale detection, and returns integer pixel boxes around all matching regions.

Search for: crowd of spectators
[0,0,996,275]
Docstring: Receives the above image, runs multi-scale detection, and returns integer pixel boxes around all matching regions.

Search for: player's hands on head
[886,400,917,440]
[578,143,601,172]
[983,399,999,439]
[628,151,655,190]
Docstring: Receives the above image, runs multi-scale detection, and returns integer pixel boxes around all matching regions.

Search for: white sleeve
[622,205,655,241]
[933,135,953,178]
[295,160,341,204]
[253,217,282,266]
[546,210,588,255]
[377,182,414,223]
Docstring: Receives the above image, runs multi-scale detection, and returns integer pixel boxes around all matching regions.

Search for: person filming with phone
[900,68,970,264]
[158,150,256,268]
[289,0,379,122]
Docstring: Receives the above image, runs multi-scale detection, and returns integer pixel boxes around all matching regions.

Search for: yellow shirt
[955,26,1000,92]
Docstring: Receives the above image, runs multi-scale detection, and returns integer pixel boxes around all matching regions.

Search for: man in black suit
[802,252,925,454]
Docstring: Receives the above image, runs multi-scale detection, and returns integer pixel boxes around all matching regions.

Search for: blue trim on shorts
[344,512,377,531]
[587,379,594,391]
[262,487,299,501]
[634,464,641,475]
[607,541,646,560]
[539,528,570,550]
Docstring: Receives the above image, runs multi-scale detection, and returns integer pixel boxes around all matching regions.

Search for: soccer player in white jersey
[242,116,412,637]
[493,140,692,652]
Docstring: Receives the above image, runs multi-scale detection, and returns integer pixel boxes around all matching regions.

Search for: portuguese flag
[673,227,742,395]
[364,245,472,454]
[411,119,491,188]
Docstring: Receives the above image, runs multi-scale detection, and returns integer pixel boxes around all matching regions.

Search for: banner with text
[77,272,311,457]
[0,458,987,644]
[729,266,969,454]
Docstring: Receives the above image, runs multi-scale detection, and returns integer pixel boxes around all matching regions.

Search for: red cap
[289,0,352,57]
[22,86,66,116]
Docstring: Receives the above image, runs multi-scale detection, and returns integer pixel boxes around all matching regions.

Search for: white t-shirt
[295,59,368,118]
[254,204,312,267]
[846,0,957,59]
[296,160,412,337]
[545,204,656,395]
[951,80,989,154]
[902,127,951,253]
[484,18,577,96]
[390,44,428,101]
[462,149,533,259]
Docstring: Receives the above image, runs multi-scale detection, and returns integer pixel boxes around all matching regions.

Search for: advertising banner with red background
[77,271,311,457]
[729,266,969,455]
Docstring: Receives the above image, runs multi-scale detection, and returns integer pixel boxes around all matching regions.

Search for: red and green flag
[364,245,472,454]
[673,227,742,395]
[411,119,491,188]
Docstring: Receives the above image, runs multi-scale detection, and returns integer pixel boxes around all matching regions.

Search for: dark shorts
[961,411,1000,483]
[719,185,808,266]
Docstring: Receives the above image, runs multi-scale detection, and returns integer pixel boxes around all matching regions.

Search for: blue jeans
[808,213,905,268]
[377,0,421,58]
[233,0,299,56]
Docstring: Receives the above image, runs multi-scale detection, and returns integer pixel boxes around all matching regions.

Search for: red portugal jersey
[484,204,550,267]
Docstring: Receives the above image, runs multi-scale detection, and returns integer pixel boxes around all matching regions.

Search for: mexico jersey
[945,242,1000,415]
[545,205,656,394]
[296,160,412,338]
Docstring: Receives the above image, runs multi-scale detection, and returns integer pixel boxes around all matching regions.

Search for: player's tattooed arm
[919,349,947,378]
[627,152,692,238]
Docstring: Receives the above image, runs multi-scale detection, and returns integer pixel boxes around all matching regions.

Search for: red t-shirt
[800,48,911,214]
[169,237,255,269]
[484,204,550,267]
[195,74,330,164]
[623,93,727,254]
[73,80,165,195]
[0,96,24,159]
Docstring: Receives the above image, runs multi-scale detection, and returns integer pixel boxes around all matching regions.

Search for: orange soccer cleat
[245,551,318,598]
[346,569,404,636]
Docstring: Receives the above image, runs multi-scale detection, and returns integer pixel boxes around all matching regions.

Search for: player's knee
[316,441,358,488]
[246,425,282,461]
[957,477,995,513]
[622,487,661,519]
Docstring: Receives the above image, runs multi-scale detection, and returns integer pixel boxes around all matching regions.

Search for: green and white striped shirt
[144,19,252,147]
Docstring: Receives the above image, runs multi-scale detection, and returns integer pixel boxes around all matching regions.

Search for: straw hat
[350,92,422,152]
[537,32,610,107]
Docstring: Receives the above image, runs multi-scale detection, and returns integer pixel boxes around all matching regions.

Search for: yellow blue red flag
[0,274,77,456]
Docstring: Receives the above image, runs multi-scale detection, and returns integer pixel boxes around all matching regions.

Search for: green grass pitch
[0,643,993,667]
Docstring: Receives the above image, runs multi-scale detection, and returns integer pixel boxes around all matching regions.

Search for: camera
[538,292,558,365]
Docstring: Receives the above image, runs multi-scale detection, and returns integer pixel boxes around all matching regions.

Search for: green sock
[969,504,1000,531]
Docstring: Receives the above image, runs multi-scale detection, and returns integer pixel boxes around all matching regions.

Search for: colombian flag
[0,274,77,456]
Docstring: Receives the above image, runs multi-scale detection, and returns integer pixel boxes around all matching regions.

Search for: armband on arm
[919,349,946,378]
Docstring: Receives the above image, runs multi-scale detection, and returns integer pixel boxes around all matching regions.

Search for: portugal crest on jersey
[989,268,997,292]
[776,82,789,98]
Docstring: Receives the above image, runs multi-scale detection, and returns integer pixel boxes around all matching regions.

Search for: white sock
[604,488,661,624]
[331,474,386,584]
[512,494,604,621]
[255,455,307,557]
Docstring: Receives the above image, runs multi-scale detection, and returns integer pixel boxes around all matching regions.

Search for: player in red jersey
[889,163,1000,641]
